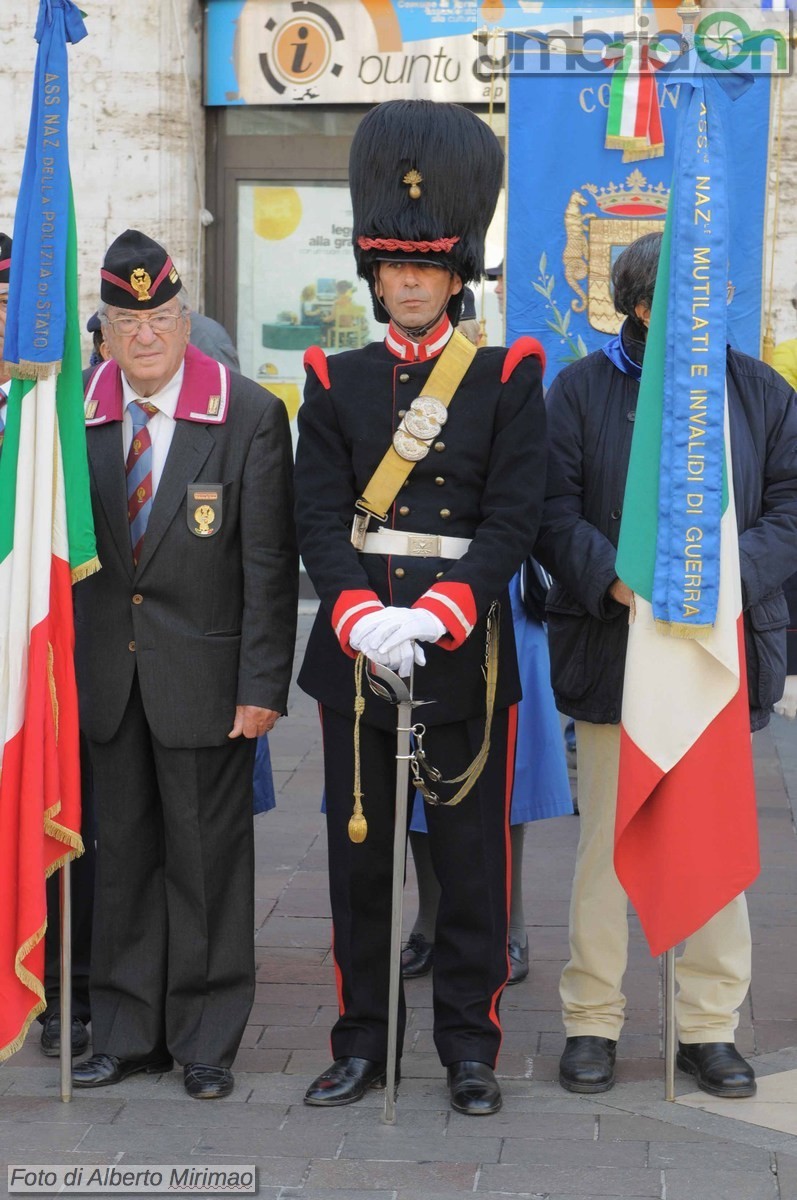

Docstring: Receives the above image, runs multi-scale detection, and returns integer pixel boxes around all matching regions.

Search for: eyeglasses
[105,312,184,336]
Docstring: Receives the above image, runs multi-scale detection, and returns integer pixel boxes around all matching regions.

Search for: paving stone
[648,1139,773,1170]
[448,1110,596,1138]
[109,1097,288,1130]
[306,1158,478,1191]
[498,1136,646,1167]
[197,1125,343,1159]
[598,1114,711,1141]
[76,1122,202,1156]
[0,1120,92,1152]
[282,1103,448,1134]
[257,1025,332,1050]
[478,1165,661,1194]
[339,1129,501,1163]
[0,1096,123,1124]
[775,1152,797,1200]
[662,1167,779,1199]
[230,1047,291,1073]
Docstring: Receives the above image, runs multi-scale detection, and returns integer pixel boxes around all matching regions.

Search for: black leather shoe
[184,1063,234,1099]
[401,932,434,978]
[40,1014,89,1058]
[506,937,529,985]
[447,1061,502,1115]
[72,1052,173,1088]
[304,1056,395,1106]
[559,1036,617,1093]
[676,1042,756,1098]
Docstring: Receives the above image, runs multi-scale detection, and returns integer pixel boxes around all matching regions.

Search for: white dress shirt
[121,364,184,495]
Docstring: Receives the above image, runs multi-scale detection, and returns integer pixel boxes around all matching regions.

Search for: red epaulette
[501,336,546,383]
[304,345,331,390]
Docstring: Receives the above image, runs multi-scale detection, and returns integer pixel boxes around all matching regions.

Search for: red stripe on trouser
[488,702,518,1040]
[319,705,348,1061]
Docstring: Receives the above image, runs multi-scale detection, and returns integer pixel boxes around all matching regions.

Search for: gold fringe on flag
[8,359,62,381]
[0,924,48,1063]
[71,554,101,584]
[622,144,664,163]
[655,619,712,640]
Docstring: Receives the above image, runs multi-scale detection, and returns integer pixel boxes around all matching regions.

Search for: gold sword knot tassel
[349,658,369,843]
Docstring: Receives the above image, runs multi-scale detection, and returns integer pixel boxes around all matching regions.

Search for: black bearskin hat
[349,101,503,323]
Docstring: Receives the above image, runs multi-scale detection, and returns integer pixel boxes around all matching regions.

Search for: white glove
[350,607,414,657]
[368,639,427,677]
[775,675,797,719]
[349,607,390,653]
[377,608,446,653]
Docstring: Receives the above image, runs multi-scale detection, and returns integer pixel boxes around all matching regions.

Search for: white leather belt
[360,528,472,560]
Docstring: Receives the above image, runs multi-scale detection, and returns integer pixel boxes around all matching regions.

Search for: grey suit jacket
[75,369,298,749]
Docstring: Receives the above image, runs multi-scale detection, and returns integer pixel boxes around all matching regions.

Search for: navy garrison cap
[460,286,477,322]
[0,233,11,284]
[101,229,181,309]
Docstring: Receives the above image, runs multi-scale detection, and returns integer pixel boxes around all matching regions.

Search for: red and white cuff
[413,582,476,651]
[332,590,384,657]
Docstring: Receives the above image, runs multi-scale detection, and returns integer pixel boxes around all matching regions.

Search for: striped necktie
[126,399,158,565]
[0,405,5,460]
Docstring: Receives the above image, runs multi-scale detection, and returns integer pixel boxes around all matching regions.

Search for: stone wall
[0,0,205,349]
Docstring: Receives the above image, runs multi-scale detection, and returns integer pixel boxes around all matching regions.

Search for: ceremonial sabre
[365,659,419,1125]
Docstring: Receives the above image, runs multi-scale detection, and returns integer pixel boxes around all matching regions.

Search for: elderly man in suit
[72,230,297,1099]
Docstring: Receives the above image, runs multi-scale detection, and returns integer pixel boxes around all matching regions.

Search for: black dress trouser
[320,704,516,1068]
[86,675,256,1068]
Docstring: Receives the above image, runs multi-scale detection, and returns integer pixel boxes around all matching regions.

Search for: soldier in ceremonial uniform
[295,101,547,1115]
[71,231,297,1099]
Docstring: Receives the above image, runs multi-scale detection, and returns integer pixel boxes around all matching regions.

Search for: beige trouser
[560,721,751,1044]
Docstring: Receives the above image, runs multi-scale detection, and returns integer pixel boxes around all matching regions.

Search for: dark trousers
[86,676,256,1068]
[320,704,516,1068]
[42,738,96,1023]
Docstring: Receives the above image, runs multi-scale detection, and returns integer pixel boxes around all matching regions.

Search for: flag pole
[663,947,676,1101]
[59,860,72,1102]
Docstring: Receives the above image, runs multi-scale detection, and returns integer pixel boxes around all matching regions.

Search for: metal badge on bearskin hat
[101,229,181,309]
[349,101,503,325]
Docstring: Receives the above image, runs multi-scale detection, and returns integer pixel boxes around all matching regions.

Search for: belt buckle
[407,534,440,558]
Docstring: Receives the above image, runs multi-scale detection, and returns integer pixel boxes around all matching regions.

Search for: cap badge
[130,267,152,302]
[402,169,423,200]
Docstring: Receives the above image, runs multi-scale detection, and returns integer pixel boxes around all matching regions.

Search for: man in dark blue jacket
[536,232,797,1100]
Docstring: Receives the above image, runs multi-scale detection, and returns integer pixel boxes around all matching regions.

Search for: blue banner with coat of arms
[506,65,770,376]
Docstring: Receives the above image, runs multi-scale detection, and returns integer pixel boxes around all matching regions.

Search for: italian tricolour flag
[612,83,759,955]
[0,0,96,1061]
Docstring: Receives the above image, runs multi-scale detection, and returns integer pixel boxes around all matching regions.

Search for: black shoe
[401,932,434,978]
[72,1052,173,1088]
[506,937,529,986]
[183,1063,234,1099]
[676,1042,756,1098]
[559,1036,617,1094]
[40,1014,89,1058]
[304,1056,394,1106]
[447,1061,502,1115]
